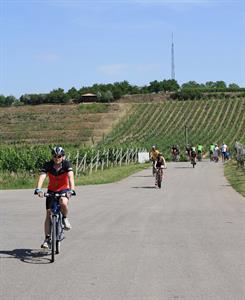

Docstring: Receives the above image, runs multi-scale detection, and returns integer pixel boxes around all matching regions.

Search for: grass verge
[224,160,245,198]
[0,163,150,190]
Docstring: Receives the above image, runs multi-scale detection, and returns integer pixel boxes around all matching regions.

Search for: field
[0,103,131,146]
[0,97,244,165]
[101,98,245,158]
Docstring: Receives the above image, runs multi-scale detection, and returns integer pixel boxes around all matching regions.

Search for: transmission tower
[171,33,175,80]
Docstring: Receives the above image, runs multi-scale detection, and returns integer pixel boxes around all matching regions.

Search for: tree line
[0,80,244,106]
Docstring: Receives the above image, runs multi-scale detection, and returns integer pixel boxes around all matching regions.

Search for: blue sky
[1,0,244,97]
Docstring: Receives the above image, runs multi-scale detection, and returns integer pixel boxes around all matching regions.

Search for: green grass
[0,163,150,190]
[76,163,149,185]
[224,160,245,198]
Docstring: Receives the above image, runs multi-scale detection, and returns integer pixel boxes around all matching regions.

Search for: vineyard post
[95,150,99,172]
[83,153,87,173]
[75,150,79,176]
[89,155,94,174]
[106,150,109,168]
[119,148,123,166]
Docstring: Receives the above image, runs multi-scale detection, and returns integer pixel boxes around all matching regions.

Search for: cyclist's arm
[36,173,47,189]
[163,157,167,168]
[68,171,75,191]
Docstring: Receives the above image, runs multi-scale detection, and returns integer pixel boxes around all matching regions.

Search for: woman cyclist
[34,146,76,249]
[155,152,166,187]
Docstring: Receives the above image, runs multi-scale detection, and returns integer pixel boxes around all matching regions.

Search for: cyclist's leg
[155,170,158,187]
[44,196,52,236]
[59,196,69,217]
[59,196,72,230]
[44,209,51,236]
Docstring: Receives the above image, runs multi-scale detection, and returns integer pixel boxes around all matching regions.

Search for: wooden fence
[73,148,147,176]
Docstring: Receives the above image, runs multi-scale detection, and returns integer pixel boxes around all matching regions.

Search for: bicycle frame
[155,167,163,188]
[44,192,65,263]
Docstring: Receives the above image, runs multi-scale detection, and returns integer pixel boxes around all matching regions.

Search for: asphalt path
[0,160,245,300]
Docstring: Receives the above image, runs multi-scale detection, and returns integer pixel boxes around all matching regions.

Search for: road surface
[0,160,245,300]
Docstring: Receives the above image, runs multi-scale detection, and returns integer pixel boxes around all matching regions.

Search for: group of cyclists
[209,142,230,162]
[34,143,230,249]
[149,142,230,187]
[171,142,230,163]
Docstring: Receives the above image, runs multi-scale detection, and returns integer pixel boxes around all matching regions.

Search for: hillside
[0,103,131,146]
[101,98,245,156]
[0,98,244,157]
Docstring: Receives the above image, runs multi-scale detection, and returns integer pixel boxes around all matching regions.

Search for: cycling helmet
[52,146,65,156]
[152,145,156,150]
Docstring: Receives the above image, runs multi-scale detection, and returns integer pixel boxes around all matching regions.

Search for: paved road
[0,161,245,300]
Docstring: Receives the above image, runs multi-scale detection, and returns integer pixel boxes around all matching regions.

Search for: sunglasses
[53,155,62,158]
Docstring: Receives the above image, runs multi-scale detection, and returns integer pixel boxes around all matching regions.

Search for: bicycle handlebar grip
[34,188,43,195]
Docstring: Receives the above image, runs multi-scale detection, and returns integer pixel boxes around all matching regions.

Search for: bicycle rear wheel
[157,172,161,188]
[56,241,60,254]
[51,215,56,262]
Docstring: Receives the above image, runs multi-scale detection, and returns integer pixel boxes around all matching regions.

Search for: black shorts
[46,189,70,210]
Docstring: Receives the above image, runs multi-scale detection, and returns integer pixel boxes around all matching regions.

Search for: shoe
[62,217,72,231]
[41,238,50,249]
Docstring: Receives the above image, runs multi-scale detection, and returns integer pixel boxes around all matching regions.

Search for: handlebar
[34,190,76,198]
[44,192,67,197]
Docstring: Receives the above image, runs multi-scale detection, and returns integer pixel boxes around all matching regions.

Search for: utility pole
[185,125,188,145]
[171,32,175,80]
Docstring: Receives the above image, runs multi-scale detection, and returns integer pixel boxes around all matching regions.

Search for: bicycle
[36,191,75,263]
[197,151,202,162]
[151,160,156,177]
[155,167,166,188]
[190,155,196,168]
[172,150,180,162]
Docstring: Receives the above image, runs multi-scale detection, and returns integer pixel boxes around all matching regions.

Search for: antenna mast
[171,33,175,80]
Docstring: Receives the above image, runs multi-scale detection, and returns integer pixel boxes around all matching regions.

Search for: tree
[47,88,69,103]
[205,81,216,89]
[0,95,6,106]
[228,83,240,89]
[181,81,201,89]
[5,95,16,106]
[67,87,79,102]
[214,81,226,89]
[162,79,180,92]
[148,80,162,93]
[100,90,114,102]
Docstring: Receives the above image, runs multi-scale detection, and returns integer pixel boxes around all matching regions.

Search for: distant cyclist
[190,145,197,165]
[171,144,180,161]
[34,146,76,249]
[149,145,160,175]
[213,144,219,162]
[209,143,215,161]
[221,142,228,162]
[155,152,166,188]
[197,144,203,161]
[185,144,191,160]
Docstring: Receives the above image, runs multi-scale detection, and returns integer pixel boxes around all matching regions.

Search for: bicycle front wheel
[51,215,57,263]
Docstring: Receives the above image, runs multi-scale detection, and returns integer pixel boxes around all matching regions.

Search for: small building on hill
[81,93,97,103]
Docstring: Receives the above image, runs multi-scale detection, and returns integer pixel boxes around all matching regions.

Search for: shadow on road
[174,166,193,169]
[0,248,51,264]
[131,186,156,189]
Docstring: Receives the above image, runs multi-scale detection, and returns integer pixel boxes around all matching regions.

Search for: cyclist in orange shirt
[149,145,160,175]
[34,146,75,249]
